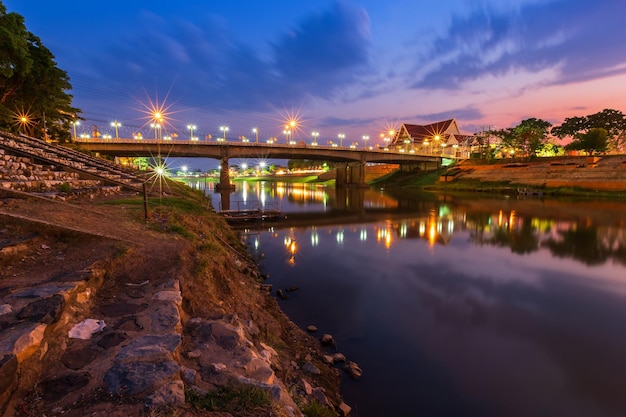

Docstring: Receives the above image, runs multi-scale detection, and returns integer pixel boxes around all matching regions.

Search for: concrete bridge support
[215,150,235,192]
[335,162,368,188]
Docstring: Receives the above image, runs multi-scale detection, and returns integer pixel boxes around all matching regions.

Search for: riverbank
[371,155,626,199]
[0,183,347,417]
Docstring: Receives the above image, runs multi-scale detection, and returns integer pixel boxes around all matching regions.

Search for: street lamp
[338,133,345,147]
[312,131,319,146]
[220,126,229,142]
[150,123,161,140]
[283,129,291,144]
[187,124,197,140]
[252,127,259,142]
[111,121,121,140]
[71,121,80,140]
[362,135,369,148]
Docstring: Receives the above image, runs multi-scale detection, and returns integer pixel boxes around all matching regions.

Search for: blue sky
[6,0,626,147]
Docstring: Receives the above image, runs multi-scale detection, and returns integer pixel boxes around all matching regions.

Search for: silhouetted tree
[552,109,626,153]
[0,1,79,141]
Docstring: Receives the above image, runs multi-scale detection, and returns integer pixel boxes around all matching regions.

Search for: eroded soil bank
[0,189,346,417]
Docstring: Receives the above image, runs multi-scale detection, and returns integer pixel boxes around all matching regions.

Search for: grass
[300,400,338,417]
[186,385,273,415]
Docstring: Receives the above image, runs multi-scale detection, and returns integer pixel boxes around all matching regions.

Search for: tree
[552,109,626,153]
[564,128,608,155]
[492,118,552,158]
[0,1,79,141]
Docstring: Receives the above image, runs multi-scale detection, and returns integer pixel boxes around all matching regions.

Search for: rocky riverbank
[0,187,348,417]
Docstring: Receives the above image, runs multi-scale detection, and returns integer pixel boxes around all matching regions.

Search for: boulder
[343,361,363,379]
[302,361,321,375]
[104,360,180,395]
[320,334,335,348]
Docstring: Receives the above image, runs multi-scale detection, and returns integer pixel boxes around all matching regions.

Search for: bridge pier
[335,162,368,188]
[215,154,235,192]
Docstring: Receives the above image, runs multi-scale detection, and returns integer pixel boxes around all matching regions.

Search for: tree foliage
[493,118,552,158]
[0,1,79,141]
[564,128,608,155]
[552,109,626,152]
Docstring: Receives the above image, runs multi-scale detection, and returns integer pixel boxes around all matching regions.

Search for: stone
[148,302,181,333]
[187,349,202,359]
[68,319,106,340]
[320,334,335,347]
[245,357,275,384]
[312,387,331,407]
[339,402,352,416]
[146,380,185,407]
[0,304,12,315]
[104,360,180,395]
[276,289,288,300]
[306,325,318,333]
[153,290,183,304]
[322,355,335,365]
[333,353,347,363]
[11,323,47,362]
[210,322,242,351]
[300,378,313,395]
[115,334,181,362]
[302,361,321,375]
[343,361,363,379]
[180,366,197,384]
[16,294,64,324]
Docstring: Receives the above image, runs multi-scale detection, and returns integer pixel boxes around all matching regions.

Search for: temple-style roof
[392,119,464,146]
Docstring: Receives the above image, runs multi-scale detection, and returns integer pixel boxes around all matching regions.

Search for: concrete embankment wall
[452,156,626,191]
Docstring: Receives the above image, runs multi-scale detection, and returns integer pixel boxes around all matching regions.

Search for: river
[198,179,626,417]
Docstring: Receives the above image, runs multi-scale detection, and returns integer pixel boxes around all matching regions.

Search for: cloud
[79,1,371,114]
[413,107,485,122]
[410,0,626,90]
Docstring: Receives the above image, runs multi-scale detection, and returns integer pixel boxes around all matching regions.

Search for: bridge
[74,138,452,190]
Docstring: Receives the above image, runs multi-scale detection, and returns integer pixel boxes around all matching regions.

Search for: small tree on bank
[564,128,609,155]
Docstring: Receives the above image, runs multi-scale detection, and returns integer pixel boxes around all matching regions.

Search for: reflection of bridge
[74,139,449,190]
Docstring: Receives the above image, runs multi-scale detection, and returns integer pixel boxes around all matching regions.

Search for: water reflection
[234,184,626,416]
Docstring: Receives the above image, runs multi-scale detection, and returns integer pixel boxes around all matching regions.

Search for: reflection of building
[391,118,474,158]
[390,211,456,246]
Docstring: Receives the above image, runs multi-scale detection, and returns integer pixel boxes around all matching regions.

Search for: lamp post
[220,126,229,142]
[252,127,259,142]
[187,124,196,141]
[71,121,80,140]
[150,123,161,140]
[362,135,369,148]
[312,131,319,146]
[283,129,291,144]
[111,121,121,140]
[338,133,345,147]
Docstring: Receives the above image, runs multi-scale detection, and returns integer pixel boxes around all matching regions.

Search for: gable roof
[393,119,462,146]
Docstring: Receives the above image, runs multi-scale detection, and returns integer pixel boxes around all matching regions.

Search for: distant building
[390,118,474,158]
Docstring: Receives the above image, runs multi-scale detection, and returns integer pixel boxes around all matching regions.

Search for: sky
[5,0,626,148]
